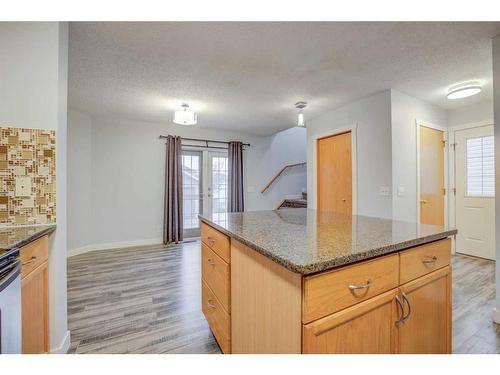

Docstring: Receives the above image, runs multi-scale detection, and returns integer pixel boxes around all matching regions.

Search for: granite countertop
[199,208,457,275]
[0,224,56,250]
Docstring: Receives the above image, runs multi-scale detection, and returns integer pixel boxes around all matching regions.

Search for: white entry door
[454,125,495,260]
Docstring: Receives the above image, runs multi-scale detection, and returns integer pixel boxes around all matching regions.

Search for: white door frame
[415,120,449,229]
[181,146,228,237]
[311,124,358,214]
[448,120,494,254]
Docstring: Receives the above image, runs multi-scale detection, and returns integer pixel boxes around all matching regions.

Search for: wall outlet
[379,186,390,196]
[15,176,32,196]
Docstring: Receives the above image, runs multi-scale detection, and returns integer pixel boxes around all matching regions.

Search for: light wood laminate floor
[67,241,499,354]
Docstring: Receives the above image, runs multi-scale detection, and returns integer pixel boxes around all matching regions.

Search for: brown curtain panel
[163,135,183,244]
[228,141,244,212]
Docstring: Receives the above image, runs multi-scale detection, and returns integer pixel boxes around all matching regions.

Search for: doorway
[181,149,229,237]
[418,124,446,226]
[317,131,353,214]
[454,125,495,260]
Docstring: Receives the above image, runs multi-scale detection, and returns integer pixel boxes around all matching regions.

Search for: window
[466,135,495,197]
[209,154,228,223]
[182,151,202,230]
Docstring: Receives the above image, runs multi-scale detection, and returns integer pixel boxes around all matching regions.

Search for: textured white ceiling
[69,22,500,136]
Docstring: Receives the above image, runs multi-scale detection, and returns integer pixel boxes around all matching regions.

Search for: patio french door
[181,149,228,237]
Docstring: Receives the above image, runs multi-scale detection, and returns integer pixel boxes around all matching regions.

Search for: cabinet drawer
[201,222,230,263]
[303,254,399,323]
[20,235,49,279]
[399,239,451,285]
[202,243,230,313]
[202,280,231,354]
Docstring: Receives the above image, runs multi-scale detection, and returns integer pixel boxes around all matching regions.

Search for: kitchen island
[199,208,457,354]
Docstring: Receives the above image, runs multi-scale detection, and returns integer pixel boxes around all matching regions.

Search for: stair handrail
[260,162,306,194]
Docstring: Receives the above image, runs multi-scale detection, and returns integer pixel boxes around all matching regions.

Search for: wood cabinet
[303,289,398,354]
[397,266,451,354]
[201,222,231,353]
[201,220,452,354]
[302,240,452,354]
[20,235,49,354]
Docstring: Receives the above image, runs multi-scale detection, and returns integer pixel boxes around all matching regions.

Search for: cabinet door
[22,261,49,354]
[303,289,398,354]
[397,266,451,354]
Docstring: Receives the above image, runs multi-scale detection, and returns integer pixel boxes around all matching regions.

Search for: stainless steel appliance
[0,247,21,354]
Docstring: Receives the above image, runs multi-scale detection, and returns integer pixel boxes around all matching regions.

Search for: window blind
[466,135,495,197]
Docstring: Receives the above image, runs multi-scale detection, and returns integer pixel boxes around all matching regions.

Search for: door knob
[420,199,428,204]
[342,198,346,202]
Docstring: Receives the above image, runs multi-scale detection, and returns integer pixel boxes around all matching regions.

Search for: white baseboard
[493,307,500,325]
[67,238,163,258]
[50,330,71,354]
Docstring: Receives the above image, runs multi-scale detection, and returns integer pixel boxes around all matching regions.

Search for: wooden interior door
[419,126,445,226]
[317,131,352,213]
[397,267,451,354]
[303,289,397,354]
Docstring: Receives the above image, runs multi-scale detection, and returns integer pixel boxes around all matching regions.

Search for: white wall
[0,22,70,353]
[68,110,92,250]
[67,115,306,250]
[248,126,307,210]
[306,90,393,218]
[447,100,494,127]
[391,89,448,223]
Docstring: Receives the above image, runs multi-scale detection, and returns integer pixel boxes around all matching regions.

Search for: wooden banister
[261,162,306,193]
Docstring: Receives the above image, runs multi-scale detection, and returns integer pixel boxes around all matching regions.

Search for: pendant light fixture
[173,103,197,126]
[295,101,307,127]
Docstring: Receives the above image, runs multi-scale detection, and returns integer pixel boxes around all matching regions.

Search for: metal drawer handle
[402,292,411,322]
[348,278,373,291]
[207,236,216,244]
[207,258,215,266]
[22,256,37,266]
[421,256,437,265]
[207,299,216,309]
[395,295,405,326]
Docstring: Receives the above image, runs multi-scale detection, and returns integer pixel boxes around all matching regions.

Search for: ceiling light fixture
[173,103,197,125]
[295,101,307,127]
[447,84,482,100]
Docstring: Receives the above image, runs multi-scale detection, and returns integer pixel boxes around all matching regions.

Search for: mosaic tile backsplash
[0,127,56,225]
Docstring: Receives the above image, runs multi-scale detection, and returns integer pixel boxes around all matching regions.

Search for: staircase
[277,192,307,210]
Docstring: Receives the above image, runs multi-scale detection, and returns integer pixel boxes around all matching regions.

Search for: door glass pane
[466,136,495,197]
[211,154,228,222]
[182,152,202,230]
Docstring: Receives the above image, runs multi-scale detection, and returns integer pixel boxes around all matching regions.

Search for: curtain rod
[159,135,250,147]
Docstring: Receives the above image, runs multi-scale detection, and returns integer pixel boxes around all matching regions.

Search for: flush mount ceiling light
[295,101,307,127]
[173,103,197,125]
[447,84,482,100]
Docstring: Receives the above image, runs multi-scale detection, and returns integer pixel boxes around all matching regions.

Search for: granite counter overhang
[199,208,457,275]
[0,224,56,251]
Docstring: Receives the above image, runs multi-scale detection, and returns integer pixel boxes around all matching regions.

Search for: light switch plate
[15,176,32,196]
[397,186,405,197]
[247,186,255,193]
[379,186,390,196]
